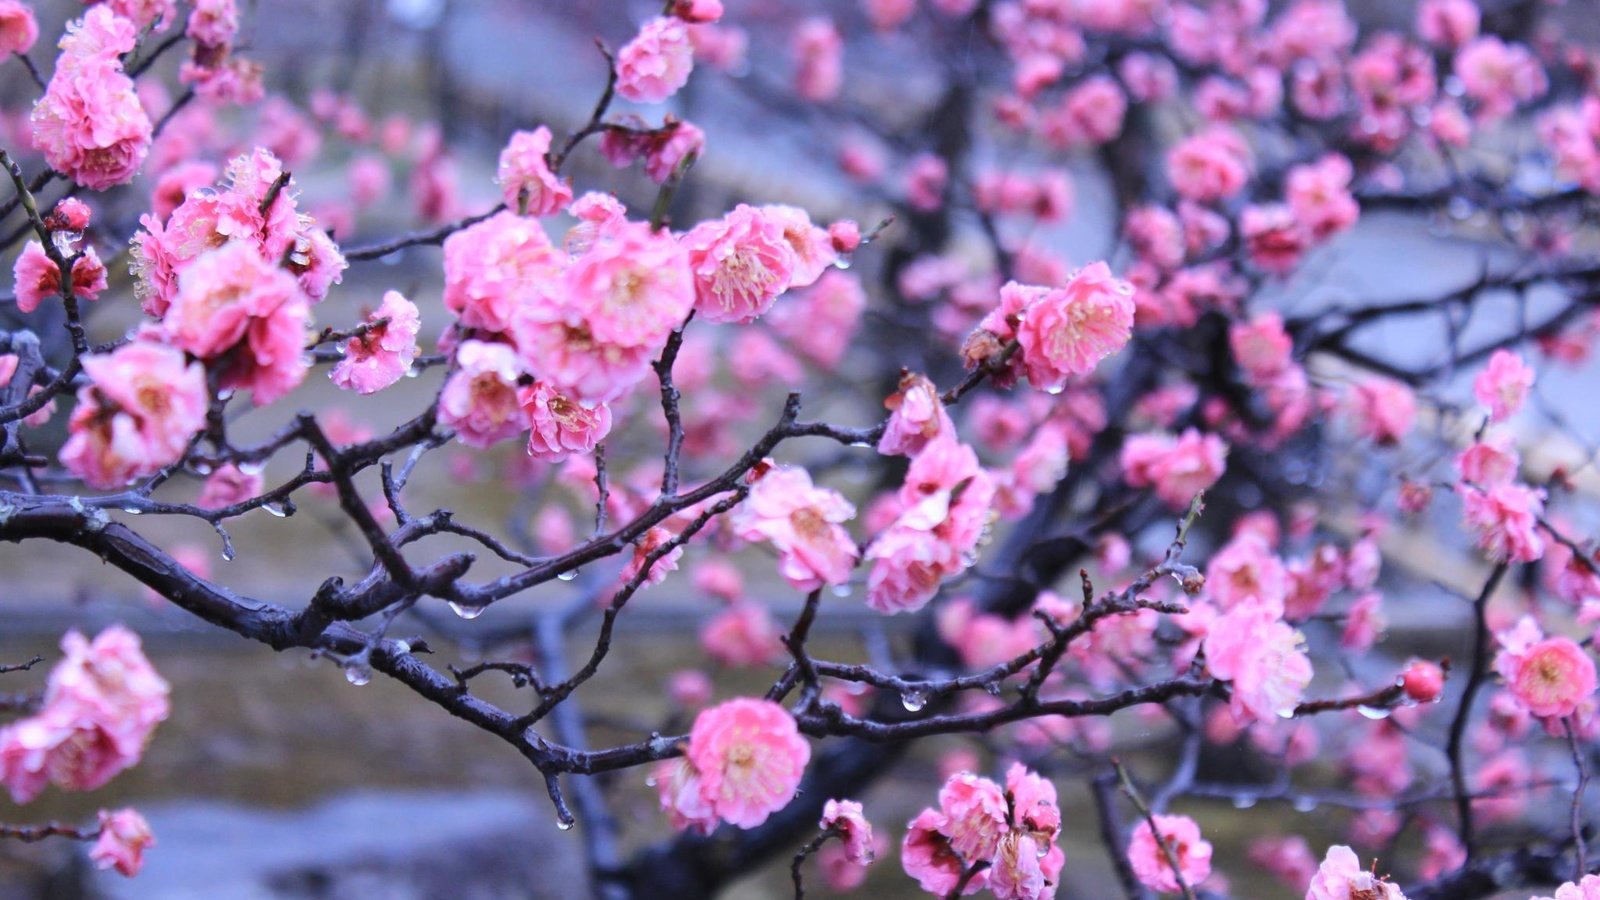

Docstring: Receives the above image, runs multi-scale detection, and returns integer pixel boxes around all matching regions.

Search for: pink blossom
[621,526,683,588]
[1207,533,1287,614]
[1457,434,1520,486]
[1417,0,1479,48]
[1125,206,1185,271]
[164,242,310,406]
[1340,591,1385,653]
[0,626,170,803]
[1250,835,1321,889]
[683,698,810,829]
[673,0,724,24]
[31,8,151,191]
[763,204,836,289]
[90,808,154,877]
[655,757,718,834]
[1306,845,1407,900]
[1344,377,1415,446]
[1230,312,1293,381]
[1508,637,1596,719]
[1286,154,1359,241]
[684,204,797,324]
[1129,814,1212,894]
[1167,127,1251,203]
[616,17,694,104]
[1204,603,1313,722]
[563,192,628,254]
[1402,660,1446,702]
[938,771,1009,860]
[564,217,694,348]
[520,381,612,461]
[497,126,572,216]
[1473,349,1534,422]
[1044,76,1126,148]
[439,340,526,448]
[330,291,420,394]
[150,161,218,221]
[644,119,704,184]
[442,211,562,334]
[196,463,263,509]
[902,809,977,895]
[61,342,207,489]
[901,154,948,214]
[863,0,915,31]
[770,271,865,368]
[0,1,37,55]
[1120,428,1228,509]
[732,465,858,592]
[879,371,954,457]
[1013,262,1135,390]
[1120,52,1178,102]
[1241,204,1311,275]
[821,798,876,864]
[12,242,108,314]
[866,438,994,613]
[1455,36,1546,120]
[700,601,782,667]
[793,18,843,103]
[1459,482,1546,563]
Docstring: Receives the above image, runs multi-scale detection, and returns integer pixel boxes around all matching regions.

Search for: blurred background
[1,0,1599,897]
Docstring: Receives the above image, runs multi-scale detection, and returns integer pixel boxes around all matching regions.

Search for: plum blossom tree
[4,0,1600,897]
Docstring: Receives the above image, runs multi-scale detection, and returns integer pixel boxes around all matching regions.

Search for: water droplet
[1447,197,1474,221]
[404,366,421,378]
[344,664,371,686]
[1276,707,1297,719]
[830,582,852,598]
[832,254,854,271]
[1231,795,1257,810]
[122,506,142,515]
[1357,705,1390,720]
[644,776,657,788]
[448,601,486,620]
[557,569,579,582]
[1035,842,1050,858]
[264,503,289,518]
[1293,796,1318,813]
[556,818,575,831]
[220,544,236,562]
[392,639,411,654]
[1044,385,1065,396]
[901,689,927,712]
[983,681,1003,696]
[848,440,873,448]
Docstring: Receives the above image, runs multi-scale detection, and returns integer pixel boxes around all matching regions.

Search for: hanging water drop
[1356,704,1390,720]
[220,544,236,562]
[1292,796,1318,813]
[122,506,142,515]
[557,569,579,582]
[1231,795,1257,810]
[264,503,289,518]
[556,818,575,832]
[830,582,852,598]
[832,254,854,271]
[1044,385,1065,396]
[448,601,486,620]
[344,664,371,686]
[901,689,927,712]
